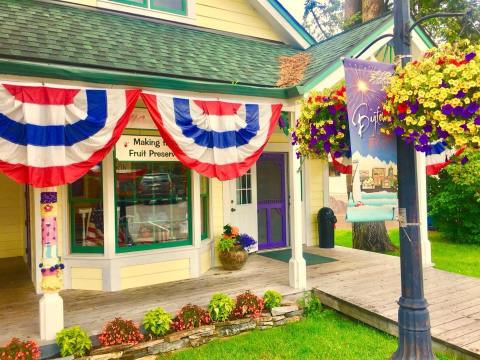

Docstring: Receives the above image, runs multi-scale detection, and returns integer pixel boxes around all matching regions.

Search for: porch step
[314,288,480,360]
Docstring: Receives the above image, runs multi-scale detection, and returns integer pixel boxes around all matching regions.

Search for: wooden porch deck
[1,247,480,358]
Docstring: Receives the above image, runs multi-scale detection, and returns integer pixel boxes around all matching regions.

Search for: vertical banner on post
[344,58,398,222]
[39,190,64,292]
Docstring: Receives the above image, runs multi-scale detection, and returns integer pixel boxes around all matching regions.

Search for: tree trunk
[352,221,396,252]
[362,0,385,22]
[344,0,361,21]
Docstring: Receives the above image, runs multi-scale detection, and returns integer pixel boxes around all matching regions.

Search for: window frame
[114,156,193,253]
[68,169,105,254]
[200,176,209,240]
[109,0,187,16]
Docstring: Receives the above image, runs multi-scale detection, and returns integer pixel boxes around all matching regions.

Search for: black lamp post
[391,0,436,358]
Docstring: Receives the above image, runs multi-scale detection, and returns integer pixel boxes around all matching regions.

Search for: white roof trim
[247,0,311,49]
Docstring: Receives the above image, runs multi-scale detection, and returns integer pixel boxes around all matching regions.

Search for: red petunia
[397,102,408,113]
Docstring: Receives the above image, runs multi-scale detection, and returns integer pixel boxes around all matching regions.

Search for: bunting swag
[141,93,282,180]
[0,84,140,187]
[426,141,465,175]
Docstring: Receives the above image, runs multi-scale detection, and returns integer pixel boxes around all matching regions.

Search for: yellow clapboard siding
[196,4,273,31]
[71,267,103,280]
[269,134,290,143]
[71,267,103,290]
[0,174,24,259]
[120,259,189,278]
[71,278,103,291]
[307,159,325,246]
[200,248,211,274]
[196,0,282,41]
[121,268,190,290]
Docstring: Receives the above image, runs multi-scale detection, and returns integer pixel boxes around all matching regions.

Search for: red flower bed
[98,318,144,346]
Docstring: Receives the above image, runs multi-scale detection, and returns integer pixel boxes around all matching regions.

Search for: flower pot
[219,245,248,270]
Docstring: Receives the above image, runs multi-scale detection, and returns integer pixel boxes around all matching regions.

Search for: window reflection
[116,161,190,250]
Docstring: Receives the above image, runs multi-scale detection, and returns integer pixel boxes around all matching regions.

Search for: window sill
[98,1,196,25]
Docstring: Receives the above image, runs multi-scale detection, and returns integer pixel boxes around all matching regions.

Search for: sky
[279,0,304,22]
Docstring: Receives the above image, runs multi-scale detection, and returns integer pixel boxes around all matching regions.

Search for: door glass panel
[257,208,267,244]
[257,158,283,202]
[271,208,283,243]
[236,170,252,205]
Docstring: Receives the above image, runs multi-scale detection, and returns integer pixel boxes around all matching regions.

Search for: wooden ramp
[306,246,480,360]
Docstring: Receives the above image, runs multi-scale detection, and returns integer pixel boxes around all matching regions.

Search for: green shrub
[298,290,322,316]
[428,150,480,244]
[143,307,172,337]
[263,290,282,310]
[56,326,92,357]
[208,293,235,322]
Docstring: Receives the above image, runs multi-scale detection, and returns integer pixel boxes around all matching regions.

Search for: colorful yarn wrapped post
[40,190,63,292]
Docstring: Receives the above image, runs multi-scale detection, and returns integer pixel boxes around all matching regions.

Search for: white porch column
[288,110,307,290]
[191,170,202,277]
[39,188,64,341]
[416,152,433,267]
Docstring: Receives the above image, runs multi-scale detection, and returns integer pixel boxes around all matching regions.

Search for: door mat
[258,249,337,265]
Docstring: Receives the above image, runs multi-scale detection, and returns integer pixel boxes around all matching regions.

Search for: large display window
[69,164,104,253]
[115,160,192,252]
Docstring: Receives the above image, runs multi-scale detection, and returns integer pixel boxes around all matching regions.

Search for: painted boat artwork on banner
[344,58,398,222]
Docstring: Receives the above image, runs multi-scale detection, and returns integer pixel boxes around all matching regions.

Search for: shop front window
[200,176,209,240]
[69,164,104,253]
[116,161,191,251]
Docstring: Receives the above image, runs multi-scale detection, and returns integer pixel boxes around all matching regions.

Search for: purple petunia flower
[465,52,476,62]
[474,116,480,126]
[415,145,423,152]
[398,113,407,120]
[394,127,405,136]
[453,106,465,117]
[423,124,433,133]
[441,104,453,116]
[419,134,429,145]
[339,142,346,149]
[409,100,420,114]
[440,80,448,88]
[461,156,469,165]
[323,142,331,153]
[296,152,301,159]
[466,102,480,116]
[436,128,450,139]
[460,123,469,132]
[278,117,286,128]
[333,151,342,159]
[455,90,466,99]
[327,105,336,116]
[324,124,336,136]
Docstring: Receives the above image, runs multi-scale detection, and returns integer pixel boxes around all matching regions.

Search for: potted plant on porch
[218,225,256,270]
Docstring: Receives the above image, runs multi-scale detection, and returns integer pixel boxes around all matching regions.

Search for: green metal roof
[0,1,405,98]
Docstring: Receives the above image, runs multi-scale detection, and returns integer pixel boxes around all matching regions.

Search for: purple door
[257,153,287,250]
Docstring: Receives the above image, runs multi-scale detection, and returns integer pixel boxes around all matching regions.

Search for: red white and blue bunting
[0,84,140,187]
[425,140,465,175]
[141,93,282,180]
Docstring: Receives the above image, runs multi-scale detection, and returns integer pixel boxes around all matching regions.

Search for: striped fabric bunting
[0,83,140,187]
[141,93,282,180]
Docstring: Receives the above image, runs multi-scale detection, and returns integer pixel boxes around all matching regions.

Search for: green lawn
[335,229,480,278]
[158,310,455,360]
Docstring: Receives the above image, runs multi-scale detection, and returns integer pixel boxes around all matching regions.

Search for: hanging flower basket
[292,85,351,172]
[293,86,350,159]
[381,40,480,156]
